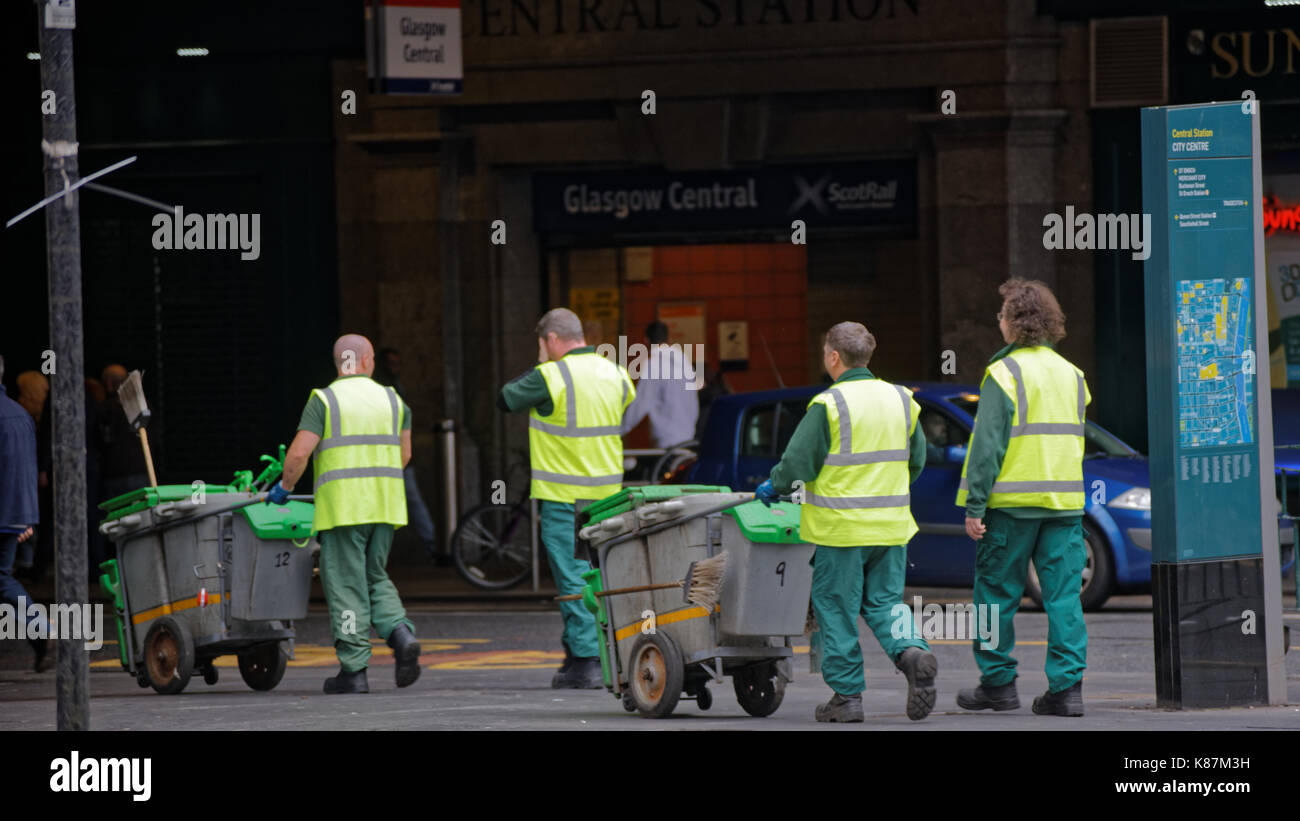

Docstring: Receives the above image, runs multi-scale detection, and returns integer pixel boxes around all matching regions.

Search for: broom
[554,551,729,612]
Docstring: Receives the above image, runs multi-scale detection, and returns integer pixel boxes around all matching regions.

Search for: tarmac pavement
[3,580,1299,730]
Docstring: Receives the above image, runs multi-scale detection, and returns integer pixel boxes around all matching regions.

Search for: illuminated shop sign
[1264,196,1300,236]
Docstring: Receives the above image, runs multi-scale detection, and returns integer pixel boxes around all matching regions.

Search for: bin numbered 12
[775,561,786,587]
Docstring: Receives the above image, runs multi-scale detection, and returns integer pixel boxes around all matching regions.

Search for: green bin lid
[99,484,240,521]
[99,484,314,541]
[241,500,316,542]
[723,500,804,544]
[582,485,732,526]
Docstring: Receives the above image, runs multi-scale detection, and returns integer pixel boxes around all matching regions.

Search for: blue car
[689,382,1152,610]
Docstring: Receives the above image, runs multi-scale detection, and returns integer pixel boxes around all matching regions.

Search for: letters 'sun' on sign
[366,0,464,95]
[1142,101,1284,708]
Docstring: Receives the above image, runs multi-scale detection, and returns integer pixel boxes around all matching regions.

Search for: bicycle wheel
[452,501,534,590]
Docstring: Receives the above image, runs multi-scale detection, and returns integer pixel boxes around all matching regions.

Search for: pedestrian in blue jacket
[0,355,50,670]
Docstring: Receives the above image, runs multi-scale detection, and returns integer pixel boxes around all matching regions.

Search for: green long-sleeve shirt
[961,343,1081,520]
[769,367,926,494]
[497,346,602,416]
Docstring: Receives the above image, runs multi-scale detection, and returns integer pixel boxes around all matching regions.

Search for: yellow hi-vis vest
[528,351,635,504]
[801,378,921,547]
[956,346,1090,511]
[310,376,407,532]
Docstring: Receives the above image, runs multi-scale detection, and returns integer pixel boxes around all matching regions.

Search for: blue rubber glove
[266,481,290,505]
[755,479,779,508]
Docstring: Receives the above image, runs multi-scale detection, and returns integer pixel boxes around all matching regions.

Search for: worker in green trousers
[538,499,600,659]
[499,308,634,688]
[274,333,421,694]
[955,279,1090,717]
[759,321,937,722]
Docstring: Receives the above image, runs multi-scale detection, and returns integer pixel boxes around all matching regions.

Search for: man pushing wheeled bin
[757,322,937,723]
[271,333,421,694]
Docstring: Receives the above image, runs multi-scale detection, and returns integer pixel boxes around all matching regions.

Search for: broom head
[683,550,728,612]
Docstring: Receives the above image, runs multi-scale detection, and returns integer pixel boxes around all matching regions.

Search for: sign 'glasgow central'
[533,162,916,233]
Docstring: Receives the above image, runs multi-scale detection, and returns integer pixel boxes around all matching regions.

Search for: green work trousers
[318,523,414,673]
[972,509,1087,693]
[811,544,929,696]
[539,500,600,658]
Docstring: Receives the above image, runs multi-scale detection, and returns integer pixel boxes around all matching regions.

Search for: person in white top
[621,321,700,448]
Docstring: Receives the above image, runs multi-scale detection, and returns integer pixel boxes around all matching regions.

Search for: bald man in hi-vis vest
[499,308,635,689]
[955,279,1090,718]
[272,334,421,694]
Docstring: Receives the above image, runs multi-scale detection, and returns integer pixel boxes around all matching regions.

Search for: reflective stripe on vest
[310,377,407,531]
[956,347,1088,511]
[528,354,632,504]
[315,385,402,456]
[821,385,911,467]
[527,360,623,437]
[801,379,919,547]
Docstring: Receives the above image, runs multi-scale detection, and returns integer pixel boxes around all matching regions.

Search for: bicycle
[450,466,534,590]
[450,446,700,591]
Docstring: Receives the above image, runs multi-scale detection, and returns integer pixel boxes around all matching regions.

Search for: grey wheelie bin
[97,476,316,695]
[576,487,814,718]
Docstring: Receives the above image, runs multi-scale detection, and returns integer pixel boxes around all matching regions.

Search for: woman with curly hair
[953,278,1091,718]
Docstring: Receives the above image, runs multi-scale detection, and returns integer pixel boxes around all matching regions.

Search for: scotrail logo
[0,597,103,651]
[890,596,999,650]
[596,336,704,391]
[50,751,151,802]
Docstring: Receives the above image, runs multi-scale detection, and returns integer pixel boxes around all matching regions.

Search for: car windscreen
[948,396,1139,458]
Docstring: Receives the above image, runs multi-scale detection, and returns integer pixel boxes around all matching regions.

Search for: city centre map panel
[1176,277,1256,448]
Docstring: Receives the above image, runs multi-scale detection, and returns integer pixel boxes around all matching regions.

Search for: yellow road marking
[427,650,565,670]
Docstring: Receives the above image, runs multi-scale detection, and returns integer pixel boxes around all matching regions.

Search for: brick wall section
[622,243,808,394]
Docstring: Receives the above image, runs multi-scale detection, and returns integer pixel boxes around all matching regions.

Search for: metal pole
[1249,104,1286,704]
[37,0,89,731]
[530,498,539,593]
[438,419,458,551]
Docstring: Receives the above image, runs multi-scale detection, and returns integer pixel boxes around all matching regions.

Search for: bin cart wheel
[692,683,713,711]
[136,670,151,689]
[143,616,195,695]
[733,661,785,717]
[620,690,637,712]
[238,641,289,691]
[627,632,684,718]
[201,662,219,686]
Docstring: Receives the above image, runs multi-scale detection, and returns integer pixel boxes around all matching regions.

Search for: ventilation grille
[1091,16,1168,108]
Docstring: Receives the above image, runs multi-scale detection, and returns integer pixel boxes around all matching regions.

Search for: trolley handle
[596,492,793,551]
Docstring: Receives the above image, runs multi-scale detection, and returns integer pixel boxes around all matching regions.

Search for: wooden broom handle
[138,428,158,488]
[554,580,683,602]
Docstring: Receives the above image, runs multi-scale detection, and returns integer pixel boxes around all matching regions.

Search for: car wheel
[1024,520,1115,612]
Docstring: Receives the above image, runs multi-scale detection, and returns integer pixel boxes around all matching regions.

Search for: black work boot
[550,644,576,688]
[1032,681,1084,717]
[896,647,938,721]
[956,679,1020,711]
[387,623,421,688]
[323,668,369,694]
[815,692,864,723]
[552,657,604,689]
